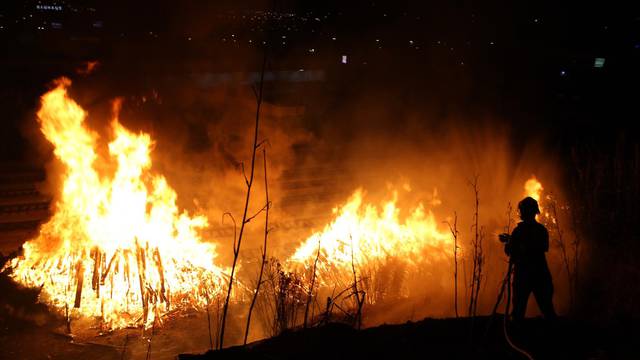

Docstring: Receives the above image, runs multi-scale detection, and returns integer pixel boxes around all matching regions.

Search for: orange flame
[523,176,555,222]
[524,176,543,203]
[77,60,99,75]
[288,188,453,299]
[4,79,225,329]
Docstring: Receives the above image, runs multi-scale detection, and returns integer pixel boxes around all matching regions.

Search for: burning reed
[0,76,577,348]
[3,78,226,330]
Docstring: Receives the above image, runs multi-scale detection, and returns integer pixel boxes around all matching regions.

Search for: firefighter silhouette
[504,197,557,321]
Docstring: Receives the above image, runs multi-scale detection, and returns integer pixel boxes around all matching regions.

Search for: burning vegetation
[287,188,454,313]
[3,79,226,330]
[2,79,461,335]
[1,77,580,353]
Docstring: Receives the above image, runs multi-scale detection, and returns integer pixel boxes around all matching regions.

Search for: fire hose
[501,261,535,360]
[492,232,534,359]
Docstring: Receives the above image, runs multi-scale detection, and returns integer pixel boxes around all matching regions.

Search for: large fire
[2,78,557,333]
[288,189,453,301]
[4,79,225,329]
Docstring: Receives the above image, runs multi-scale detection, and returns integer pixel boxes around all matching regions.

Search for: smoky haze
[23,40,568,331]
[3,0,637,349]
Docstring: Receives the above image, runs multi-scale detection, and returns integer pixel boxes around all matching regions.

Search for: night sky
[1,1,638,160]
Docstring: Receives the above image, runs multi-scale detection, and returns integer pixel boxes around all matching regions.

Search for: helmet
[518,197,540,217]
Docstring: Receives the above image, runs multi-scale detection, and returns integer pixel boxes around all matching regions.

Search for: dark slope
[180,316,638,360]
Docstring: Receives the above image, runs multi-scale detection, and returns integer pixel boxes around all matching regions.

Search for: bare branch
[244,147,270,345]
[222,212,237,253]
[467,175,483,323]
[245,203,269,224]
[549,196,575,310]
[219,50,268,349]
[205,294,213,350]
[251,84,259,101]
[444,211,459,318]
[304,237,321,328]
[240,162,249,187]
[256,138,271,149]
[350,234,364,330]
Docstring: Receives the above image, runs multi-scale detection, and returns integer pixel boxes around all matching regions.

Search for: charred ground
[178,317,639,360]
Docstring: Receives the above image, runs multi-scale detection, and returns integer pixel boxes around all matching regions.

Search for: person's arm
[500,233,511,255]
[504,241,512,256]
[506,226,521,257]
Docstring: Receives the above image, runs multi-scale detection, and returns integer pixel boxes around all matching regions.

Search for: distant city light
[36,5,63,11]
[560,70,567,76]
[594,58,606,68]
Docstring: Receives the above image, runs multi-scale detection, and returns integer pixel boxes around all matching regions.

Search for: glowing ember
[288,188,453,298]
[3,79,225,329]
